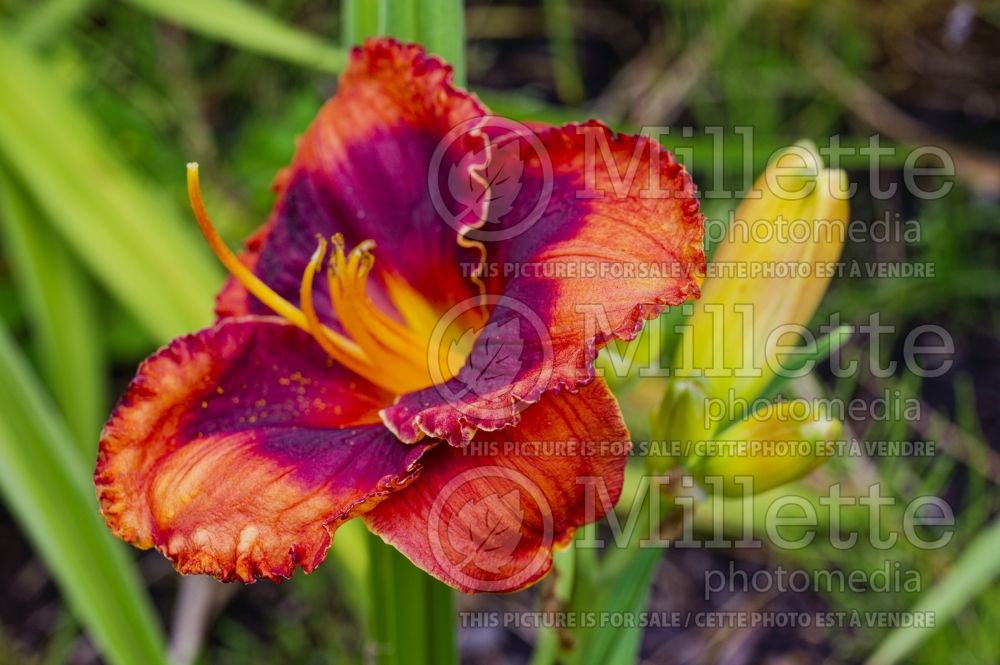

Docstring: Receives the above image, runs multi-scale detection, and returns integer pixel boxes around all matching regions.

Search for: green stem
[530,545,578,665]
[541,0,584,104]
[545,481,674,665]
[367,533,456,665]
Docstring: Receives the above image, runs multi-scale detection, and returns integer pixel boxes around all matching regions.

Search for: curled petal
[364,379,630,592]
[384,123,705,444]
[95,317,432,582]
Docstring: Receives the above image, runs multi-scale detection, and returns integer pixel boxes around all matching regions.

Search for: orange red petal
[364,379,630,592]
[95,317,432,582]
[214,38,486,330]
[383,122,705,444]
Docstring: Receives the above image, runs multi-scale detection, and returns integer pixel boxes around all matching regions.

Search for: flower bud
[673,141,850,404]
[647,379,712,474]
[693,399,842,496]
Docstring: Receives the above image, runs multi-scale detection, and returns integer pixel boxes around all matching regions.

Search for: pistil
[186,163,436,395]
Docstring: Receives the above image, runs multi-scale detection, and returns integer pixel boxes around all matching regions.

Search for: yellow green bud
[694,399,842,496]
[673,141,850,404]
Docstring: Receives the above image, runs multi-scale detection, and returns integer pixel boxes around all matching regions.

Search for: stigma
[186,163,434,395]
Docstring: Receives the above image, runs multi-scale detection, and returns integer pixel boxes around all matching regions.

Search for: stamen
[326,238,431,392]
[298,237,387,385]
[187,163,446,394]
[325,237,427,353]
[187,164,370,372]
[187,163,307,329]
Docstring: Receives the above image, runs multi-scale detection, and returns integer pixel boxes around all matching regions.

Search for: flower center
[187,163,437,395]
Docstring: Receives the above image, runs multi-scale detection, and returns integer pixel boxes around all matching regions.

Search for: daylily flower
[95,39,705,592]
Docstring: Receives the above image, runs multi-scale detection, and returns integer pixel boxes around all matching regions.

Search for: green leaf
[342,0,380,47]
[425,573,458,665]
[14,0,93,46]
[121,0,346,72]
[325,518,371,621]
[0,167,107,453]
[592,548,660,664]
[0,323,167,665]
[415,0,466,85]
[581,491,661,665]
[342,0,466,85]
[0,37,221,342]
[379,0,417,43]
[758,323,853,403]
[866,517,1000,665]
[540,485,662,665]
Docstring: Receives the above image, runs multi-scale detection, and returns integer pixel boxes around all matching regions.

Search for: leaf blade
[0,37,221,342]
[0,167,107,453]
[121,0,346,72]
[0,323,167,665]
[866,517,1000,665]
